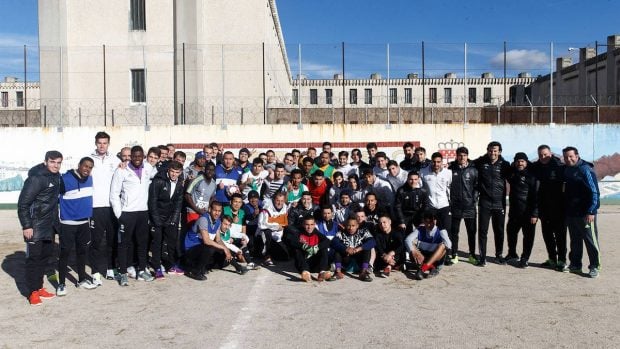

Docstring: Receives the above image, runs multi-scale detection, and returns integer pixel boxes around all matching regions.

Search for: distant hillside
[595,153,620,179]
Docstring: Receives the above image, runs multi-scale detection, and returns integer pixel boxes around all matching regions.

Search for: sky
[1,0,618,80]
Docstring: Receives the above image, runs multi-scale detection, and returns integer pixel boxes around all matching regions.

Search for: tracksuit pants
[293,247,329,273]
[90,207,117,273]
[25,240,54,295]
[117,211,149,274]
[566,216,601,270]
[540,215,567,263]
[334,249,371,271]
[183,244,227,274]
[478,206,506,261]
[450,216,477,257]
[58,222,91,285]
[506,216,536,262]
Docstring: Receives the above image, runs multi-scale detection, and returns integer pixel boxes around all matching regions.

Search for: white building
[0,77,40,127]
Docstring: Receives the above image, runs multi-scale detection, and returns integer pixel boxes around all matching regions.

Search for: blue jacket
[60,170,93,221]
[564,159,599,216]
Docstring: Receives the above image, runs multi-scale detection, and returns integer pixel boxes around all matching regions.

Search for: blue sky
[1,0,618,80]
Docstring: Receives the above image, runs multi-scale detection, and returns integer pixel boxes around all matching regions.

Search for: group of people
[17,134,601,306]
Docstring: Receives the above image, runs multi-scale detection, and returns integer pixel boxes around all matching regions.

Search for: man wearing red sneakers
[405,212,452,280]
[17,150,64,305]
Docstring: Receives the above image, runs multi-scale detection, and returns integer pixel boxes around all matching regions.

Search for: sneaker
[246,262,258,270]
[237,265,249,275]
[119,273,129,286]
[138,270,155,282]
[381,266,391,278]
[263,258,275,267]
[334,270,345,280]
[420,263,433,273]
[444,257,454,266]
[47,273,58,283]
[517,260,529,269]
[568,266,582,274]
[413,270,424,280]
[556,261,569,273]
[468,255,478,264]
[588,268,599,279]
[505,254,519,262]
[301,271,311,282]
[495,255,507,265]
[541,259,557,268]
[359,269,373,282]
[38,288,56,299]
[186,271,207,281]
[427,268,440,278]
[29,291,42,306]
[78,280,97,290]
[155,269,165,280]
[56,284,67,296]
[318,271,331,282]
[127,266,137,279]
[450,255,459,265]
[106,269,116,280]
[169,265,185,275]
[92,273,103,287]
[476,259,487,267]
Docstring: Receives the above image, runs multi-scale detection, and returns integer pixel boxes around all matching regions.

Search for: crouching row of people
[182,192,451,283]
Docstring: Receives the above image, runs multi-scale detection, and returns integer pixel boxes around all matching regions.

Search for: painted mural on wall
[492,124,620,204]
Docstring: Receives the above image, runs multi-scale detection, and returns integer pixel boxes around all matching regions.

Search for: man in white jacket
[420,152,452,232]
[110,145,157,286]
[257,192,289,266]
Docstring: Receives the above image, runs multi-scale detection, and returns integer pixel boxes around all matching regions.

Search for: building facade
[0,77,40,127]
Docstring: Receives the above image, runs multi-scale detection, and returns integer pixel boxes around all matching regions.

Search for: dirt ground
[0,207,619,348]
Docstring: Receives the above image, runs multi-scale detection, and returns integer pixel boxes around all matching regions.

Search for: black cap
[247,190,260,199]
[514,152,528,161]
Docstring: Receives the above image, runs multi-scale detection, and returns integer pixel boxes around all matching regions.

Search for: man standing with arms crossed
[18,150,64,305]
[562,146,601,278]
[89,131,121,283]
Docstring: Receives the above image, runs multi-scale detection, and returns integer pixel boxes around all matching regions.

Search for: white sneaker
[106,269,116,280]
[77,280,97,290]
[138,270,155,282]
[127,266,137,279]
[92,273,103,287]
[56,284,67,296]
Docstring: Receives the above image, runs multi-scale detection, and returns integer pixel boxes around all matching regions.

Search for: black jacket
[287,204,318,228]
[531,156,565,219]
[148,170,184,227]
[507,165,539,219]
[399,156,417,172]
[394,184,429,226]
[17,163,63,241]
[448,160,478,218]
[474,154,512,209]
[374,229,405,258]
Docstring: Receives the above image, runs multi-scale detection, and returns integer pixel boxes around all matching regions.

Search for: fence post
[241,107,244,125]
[43,105,47,127]
[79,107,82,126]
[111,109,115,126]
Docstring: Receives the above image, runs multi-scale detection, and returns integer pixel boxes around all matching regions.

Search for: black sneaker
[505,254,519,262]
[517,260,529,269]
[444,258,454,266]
[187,271,207,281]
[495,255,507,265]
[476,259,487,267]
[413,270,424,280]
[427,268,440,278]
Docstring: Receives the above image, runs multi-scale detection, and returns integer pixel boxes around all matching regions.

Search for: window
[364,88,372,104]
[468,87,476,103]
[310,89,318,105]
[444,88,452,103]
[429,88,437,103]
[131,69,146,103]
[404,88,412,104]
[325,89,333,104]
[1,92,7,107]
[483,87,492,103]
[16,91,24,107]
[130,0,146,31]
[349,89,357,104]
[292,89,299,105]
[389,88,397,104]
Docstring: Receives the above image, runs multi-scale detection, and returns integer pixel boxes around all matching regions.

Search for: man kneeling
[405,212,452,280]
[287,215,331,282]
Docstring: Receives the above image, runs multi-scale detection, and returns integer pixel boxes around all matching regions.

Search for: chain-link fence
[1,40,618,127]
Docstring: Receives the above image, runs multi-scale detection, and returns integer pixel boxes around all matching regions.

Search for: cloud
[290,61,340,79]
[0,33,38,47]
[490,49,548,70]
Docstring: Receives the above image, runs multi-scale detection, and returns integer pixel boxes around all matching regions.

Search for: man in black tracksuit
[473,141,512,266]
[531,145,567,271]
[148,161,185,278]
[447,147,478,265]
[394,171,429,234]
[562,146,601,278]
[506,153,539,268]
[17,150,64,305]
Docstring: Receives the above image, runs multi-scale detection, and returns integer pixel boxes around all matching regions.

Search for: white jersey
[90,151,120,208]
